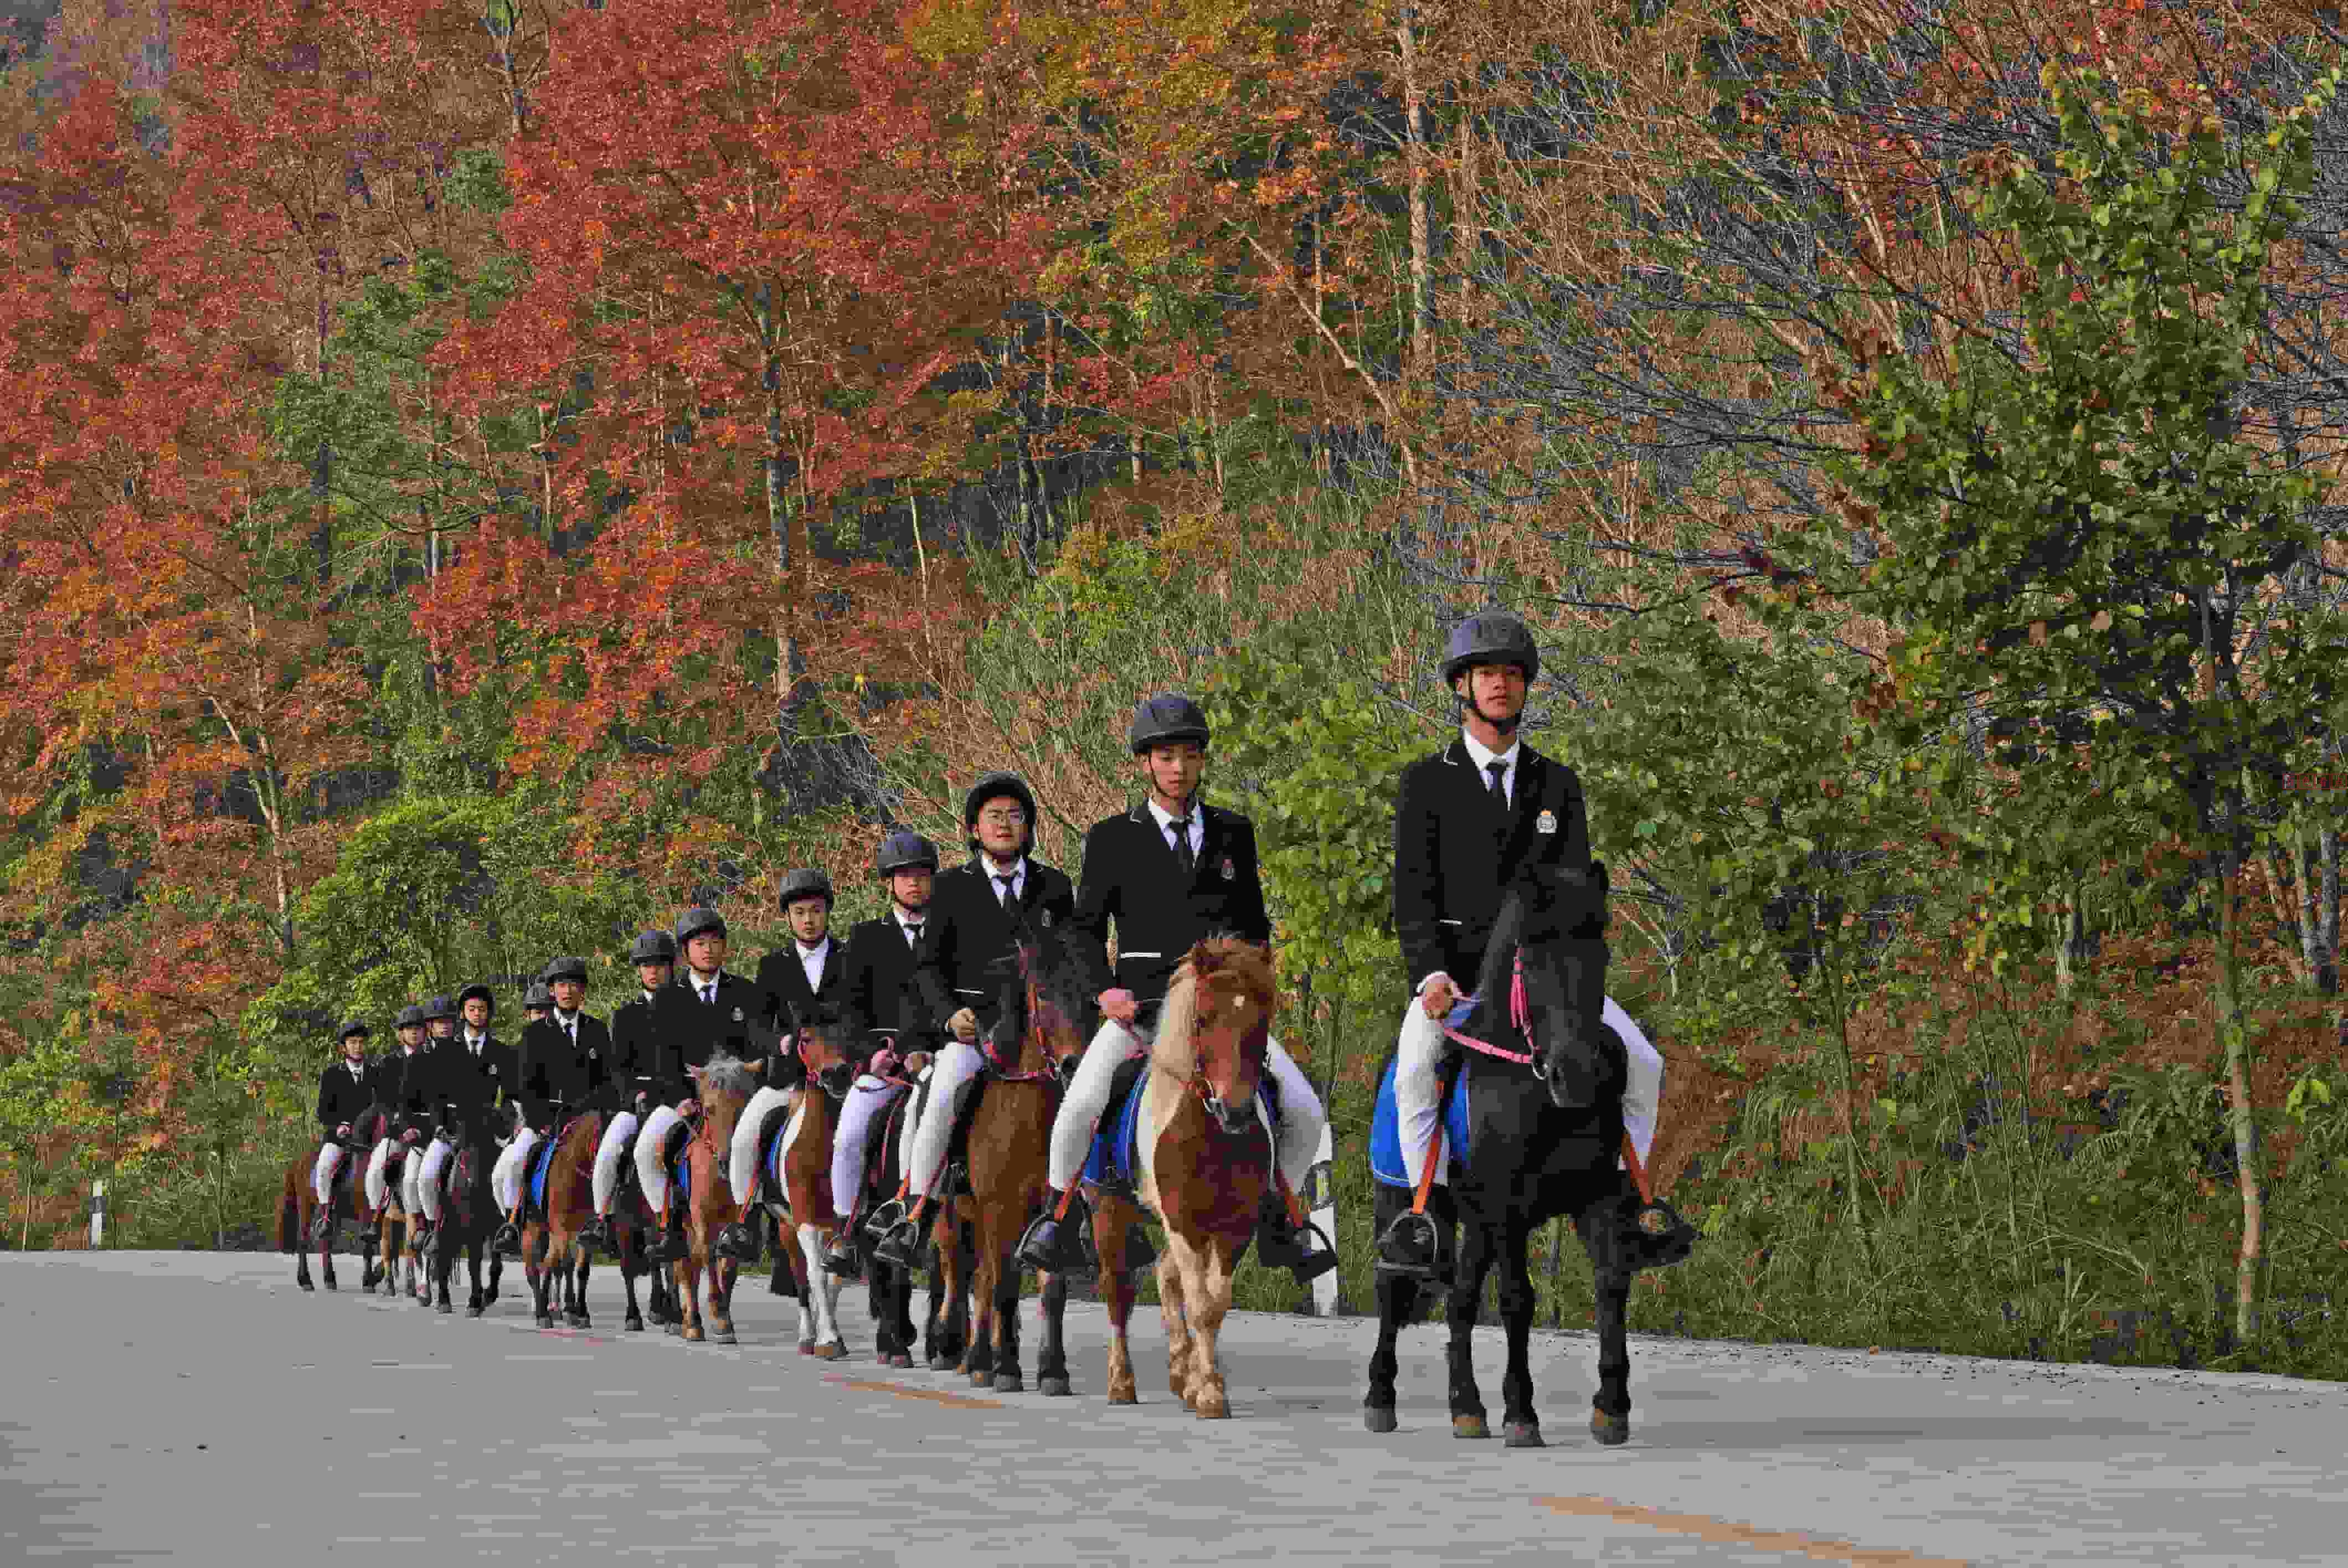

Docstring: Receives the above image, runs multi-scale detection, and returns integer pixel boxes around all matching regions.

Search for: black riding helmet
[962,772,1037,855]
[1441,610,1542,686]
[629,929,679,966]
[337,1018,371,1044]
[422,994,457,1023]
[540,955,590,984]
[456,981,496,1019]
[875,830,939,877]
[1128,692,1211,755]
[674,906,727,948]
[778,868,834,911]
[394,1003,426,1030]
[522,981,555,1010]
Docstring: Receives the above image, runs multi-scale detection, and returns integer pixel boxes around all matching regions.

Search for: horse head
[988,914,1091,1085]
[1487,861,1616,1112]
[689,1053,761,1147]
[1156,936,1275,1135]
[792,1007,859,1101]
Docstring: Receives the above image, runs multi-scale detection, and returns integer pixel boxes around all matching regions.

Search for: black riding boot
[871,1198,931,1269]
[1015,1188,1091,1273]
[1255,1195,1338,1284]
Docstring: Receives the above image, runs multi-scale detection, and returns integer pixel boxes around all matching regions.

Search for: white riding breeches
[634,1106,687,1219]
[1392,992,1667,1189]
[492,1128,538,1216]
[832,1076,908,1219]
[1043,1018,1324,1196]
[903,1039,985,1201]
[895,1063,927,1196]
[593,1112,639,1216]
[364,1138,395,1211]
[729,1085,800,1210]
[416,1136,455,1222]
[400,1142,426,1216]
[313,1141,348,1207]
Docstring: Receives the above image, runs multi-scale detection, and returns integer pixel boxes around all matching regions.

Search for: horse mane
[1152,937,1276,1079]
[697,1053,759,1100]
[1469,882,1532,1030]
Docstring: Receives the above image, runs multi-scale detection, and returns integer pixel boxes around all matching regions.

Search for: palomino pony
[674,1053,760,1344]
[930,925,1090,1394]
[1091,937,1279,1417]
[277,1105,393,1293]
[424,1109,506,1318]
[1363,861,1695,1447]
[760,1009,867,1359]
[520,1105,601,1329]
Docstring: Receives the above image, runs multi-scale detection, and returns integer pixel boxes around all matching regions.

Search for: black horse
[422,1102,506,1318]
[1365,861,1695,1448]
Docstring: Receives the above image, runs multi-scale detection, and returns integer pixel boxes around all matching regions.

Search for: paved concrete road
[2,1252,2340,1567]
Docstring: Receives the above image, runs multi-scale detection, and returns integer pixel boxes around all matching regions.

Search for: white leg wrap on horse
[1606,996,1666,1166]
[313,1141,345,1207]
[417,1137,454,1222]
[1260,1035,1324,1195]
[635,1106,684,1216]
[593,1112,638,1216]
[831,1077,903,1218]
[904,1040,983,1201]
[1393,998,1452,1188]
[364,1138,394,1211]
[729,1085,797,1210]
[1047,1020,1148,1191]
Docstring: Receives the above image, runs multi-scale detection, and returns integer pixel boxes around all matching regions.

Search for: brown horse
[1091,937,1278,1417]
[521,1110,603,1329]
[931,927,1090,1393]
[759,1013,865,1358]
[673,1054,759,1344]
[277,1105,392,1293]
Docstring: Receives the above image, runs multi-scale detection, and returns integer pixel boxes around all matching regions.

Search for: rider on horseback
[581,930,679,1254]
[521,980,554,1030]
[310,1018,379,1243]
[1017,693,1337,1283]
[713,868,837,1262]
[638,906,764,1265]
[414,984,513,1244]
[397,996,459,1229]
[493,957,612,1256]
[871,773,1077,1270]
[1375,611,1599,1277]
[818,829,940,1276]
[362,1003,429,1243]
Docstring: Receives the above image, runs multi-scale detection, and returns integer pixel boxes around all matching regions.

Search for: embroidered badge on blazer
[731,1007,744,1023]
[1537,809,1558,835]
[1040,910,1054,928]
[1220,857,1236,881]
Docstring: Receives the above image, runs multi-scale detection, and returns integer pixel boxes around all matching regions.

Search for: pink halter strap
[1439,953,1536,1064]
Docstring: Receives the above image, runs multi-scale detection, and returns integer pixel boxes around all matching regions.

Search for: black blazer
[913,858,1078,1035]
[315,1058,378,1134]
[606,989,674,1111]
[753,939,847,1035]
[385,1046,433,1127]
[1070,801,1273,1007]
[419,1033,514,1129]
[514,1014,613,1128]
[1392,737,1593,989]
[836,915,930,1044]
[656,971,771,1105]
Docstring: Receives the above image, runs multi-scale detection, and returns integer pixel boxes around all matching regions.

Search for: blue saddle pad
[1083,1070,1150,1188]
[1370,1053,1472,1188]
[526,1128,563,1213]
[765,1110,791,1191]
[672,1139,693,1196]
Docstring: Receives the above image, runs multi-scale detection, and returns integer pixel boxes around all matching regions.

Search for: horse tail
[277,1163,301,1253]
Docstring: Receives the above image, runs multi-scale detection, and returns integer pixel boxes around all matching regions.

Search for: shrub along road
[2,1252,2340,1565]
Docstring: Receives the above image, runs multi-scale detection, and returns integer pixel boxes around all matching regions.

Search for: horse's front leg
[795,1223,846,1358]
[987,1235,1024,1393]
[1576,1201,1635,1447]
[465,1239,487,1315]
[1446,1218,1496,1438]
[527,1229,554,1325]
[674,1254,704,1342]
[1156,1229,1198,1409]
[709,1251,739,1345]
[1497,1215,1544,1447]
[568,1240,593,1328]
[1364,1182,1427,1433]
[1036,1268,1071,1397]
[1183,1231,1237,1419]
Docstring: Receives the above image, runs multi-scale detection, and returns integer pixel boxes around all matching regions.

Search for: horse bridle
[986,975,1065,1085]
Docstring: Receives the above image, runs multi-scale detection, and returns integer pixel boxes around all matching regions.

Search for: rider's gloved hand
[1099,989,1139,1026]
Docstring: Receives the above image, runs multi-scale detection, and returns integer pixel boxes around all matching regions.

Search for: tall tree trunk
[1397,2,1431,373]
[757,285,802,728]
[2218,846,2263,1348]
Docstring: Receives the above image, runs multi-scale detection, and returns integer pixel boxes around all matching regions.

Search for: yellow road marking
[1536,1497,1969,1567]
[822,1374,1004,1409]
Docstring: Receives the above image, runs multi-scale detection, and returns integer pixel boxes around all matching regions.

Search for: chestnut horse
[931,926,1090,1394]
[521,1107,602,1329]
[673,1054,759,1344]
[1091,937,1278,1417]
[277,1105,392,1293]
[759,1012,871,1358]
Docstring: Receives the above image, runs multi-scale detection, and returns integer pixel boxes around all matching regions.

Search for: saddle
[1082,1056,1150,1198]
[752,1101,797,1210]
[906,1068,981,1200]
[524,1114,586,1220]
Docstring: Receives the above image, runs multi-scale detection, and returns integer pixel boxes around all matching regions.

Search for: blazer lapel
[1193,804,1227,891]
[1499,748,1547,864]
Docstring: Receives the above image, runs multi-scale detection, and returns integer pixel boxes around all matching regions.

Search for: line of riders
[306,612,1661,1298]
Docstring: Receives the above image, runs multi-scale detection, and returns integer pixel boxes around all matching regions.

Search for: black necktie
[1169,816,1195,875]
[1486,759,1508,809]
[905,921,923,950]
[701,982,715,1005]
[996,874,1017,911]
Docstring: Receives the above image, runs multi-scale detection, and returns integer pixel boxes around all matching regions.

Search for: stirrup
[1286,1218,1340,1284]
[1374,1210,1448,1283]
[861,1198,907,1242]
[714,1221,761,1263]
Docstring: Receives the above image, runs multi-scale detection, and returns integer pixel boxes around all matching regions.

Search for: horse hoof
[992,1373,1023,1393]
[625,1316,645,1333]
[1505,1420,1545,1449]
[1039,1376,1072,1398]
[665,1322,682,1338]
[297,1279,315,1293]
[890,1353,915,1369]
[928,1355,955,1372]
[1589,1409,1630,1447]
[1109,1386,1137,1406]
[1453,1415,1490,1440]
[466,1304,485,1319]
[323,1279,337,1292]
[1364,1407,1398,1435]
[816,1342,847,1361]
[436,1302,454,1316]
[714,1332,737,1345]
[535,1313,555,1328]
[682,1324,704,1343]
[799,1340,816,1356]
[969,1370,992,1390]
[1194,1392,1228,1420]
